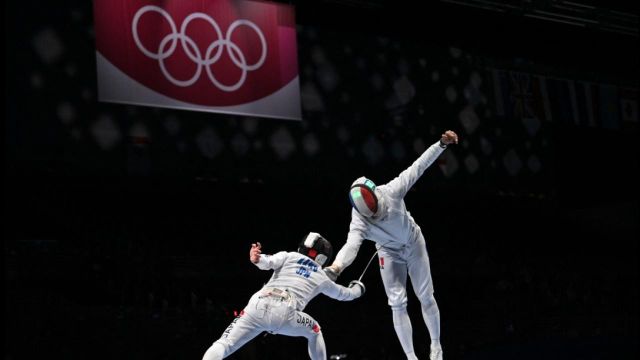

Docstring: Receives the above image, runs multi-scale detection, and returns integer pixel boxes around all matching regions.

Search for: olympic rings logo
[132,5,267,92]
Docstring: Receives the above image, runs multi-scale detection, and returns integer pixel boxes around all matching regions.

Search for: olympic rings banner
[93,0,301,120]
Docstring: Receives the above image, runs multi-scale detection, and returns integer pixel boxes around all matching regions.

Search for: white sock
[420,295,441,344]
[392,307,418,360]
[307,332,327,360]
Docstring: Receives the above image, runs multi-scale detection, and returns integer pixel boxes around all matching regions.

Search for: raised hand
[440,130,459,145]
[250,242,262,263]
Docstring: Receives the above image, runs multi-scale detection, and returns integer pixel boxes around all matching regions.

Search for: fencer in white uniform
[202,232,365,360]
[325,130,459,360]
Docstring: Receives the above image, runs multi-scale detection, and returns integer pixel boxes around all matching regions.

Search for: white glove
[349,280,366,297]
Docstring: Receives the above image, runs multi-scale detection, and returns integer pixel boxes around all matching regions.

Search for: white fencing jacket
[333,141,446,270]
[256,251,362,310]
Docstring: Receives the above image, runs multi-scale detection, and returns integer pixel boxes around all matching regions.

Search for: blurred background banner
[93,0,302,120]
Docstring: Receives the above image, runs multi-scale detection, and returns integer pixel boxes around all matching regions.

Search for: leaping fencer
[202,232,366,360]
[324,130,459,360]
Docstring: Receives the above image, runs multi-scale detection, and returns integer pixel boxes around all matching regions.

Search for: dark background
[5,1,638,359]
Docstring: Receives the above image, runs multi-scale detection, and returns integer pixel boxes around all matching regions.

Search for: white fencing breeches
[203,292,326,360]
[377,232,441,357]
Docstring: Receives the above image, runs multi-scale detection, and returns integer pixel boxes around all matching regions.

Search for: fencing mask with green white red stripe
[349,176,379,218]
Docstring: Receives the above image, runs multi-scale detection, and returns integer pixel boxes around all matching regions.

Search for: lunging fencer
[202,232,366,360]
[324,130,459,360]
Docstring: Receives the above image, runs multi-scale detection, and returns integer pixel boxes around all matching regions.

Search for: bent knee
[389,301,408,311]
[420,295,439,313]
[300,323,322,340]
[387,291,408,309]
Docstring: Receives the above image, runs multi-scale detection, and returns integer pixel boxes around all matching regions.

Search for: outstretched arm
[386,130,458,198]
[250,242,287,270]
[320,279,366,301]
[324,213,367,280]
